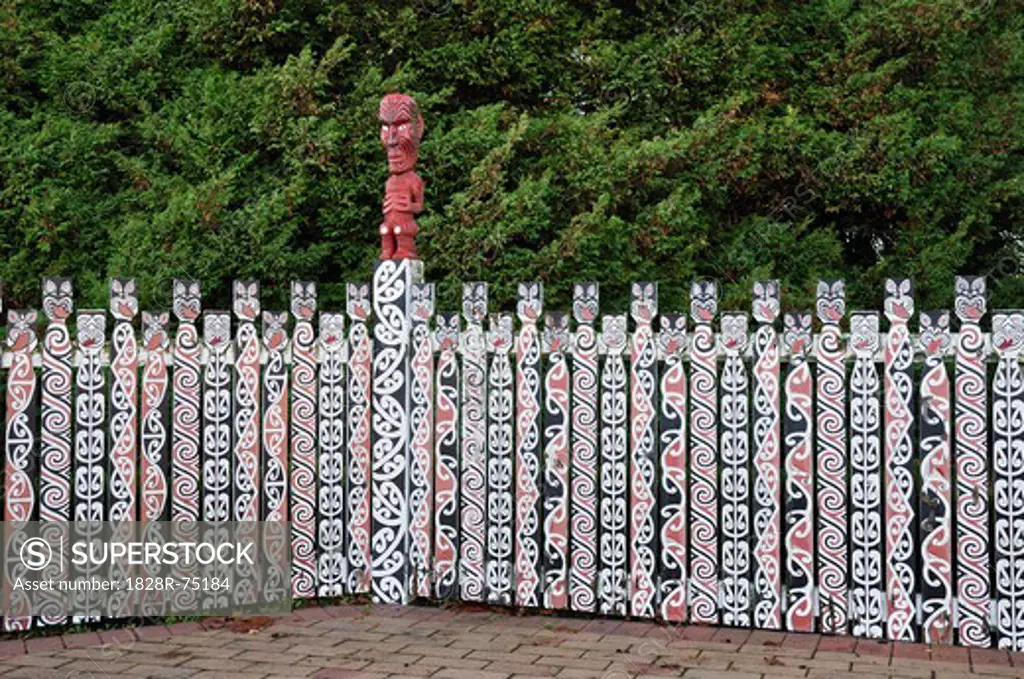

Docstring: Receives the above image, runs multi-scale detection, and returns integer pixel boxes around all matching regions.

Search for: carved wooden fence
[2,270,1022,651]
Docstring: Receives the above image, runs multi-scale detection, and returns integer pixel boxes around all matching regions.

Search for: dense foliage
[1,0,1021,315]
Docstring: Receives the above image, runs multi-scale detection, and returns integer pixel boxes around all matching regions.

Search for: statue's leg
[380,223,395,260]
[394,222,418,260]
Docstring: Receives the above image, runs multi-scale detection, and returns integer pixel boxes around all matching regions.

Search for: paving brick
[681,669,763,679]
[361,660,433,675]
[486,661,560,675]
[182,656,255,672]
[971,648,1012,666]
[25,635,64,653]
[166,621,207,637]
[434,668,512,679]
[8,653,71,668]
[129,664,202,678]
[312,670,388,679]
[816,635,857,653]
[0,638,26,658]
[61,631,105,649]
[135,624,174,641]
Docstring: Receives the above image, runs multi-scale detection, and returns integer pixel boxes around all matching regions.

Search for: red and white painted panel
[233,280,261,524]
[598,314,628,616]
[434,313,461,599]
[543,312,571,610]
[460,282,488,601]
[171,279,202,522]
[657,312,687,623]
[409,284,435,599]
[783,311,814,633]
[346,283,372,593]
[570,283,599,613]
[630,282,658,619]
[486,312,514,604]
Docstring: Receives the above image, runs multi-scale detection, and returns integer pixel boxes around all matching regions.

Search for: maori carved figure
[849,312,884,638]
[172,280,202,522]
[658,312,687,622]
[919,310,953,644]
[629,282,658,618]
[543,311,571,609]
[598,314,628,615]
[751,280,781,630]
[720,311,751,626]
[815,279,848,634]
[993,311,1024,651]
[379,93,425,261]
[884,278,916,642]
[570,283,598,613]
[954,276,991,647]
[317,308,346,598]
[516,282,544,607]
[434,313,461,598]
[689,279,719,623]
[410,283,435,599]
[346,283,372,593]
[290,278,318,599]
[460,283,488,601]
[109,278,139,523]
[486,312,514,604]
[140,311,171,522]
[232,280,261,523]
[783,312,814,632]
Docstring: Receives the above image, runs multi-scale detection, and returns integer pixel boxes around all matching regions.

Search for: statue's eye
[399,124,408,131]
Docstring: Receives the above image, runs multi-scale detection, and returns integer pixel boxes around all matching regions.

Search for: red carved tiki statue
[379,93,425,260]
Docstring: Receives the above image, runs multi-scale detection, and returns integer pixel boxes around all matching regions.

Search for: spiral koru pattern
[5,341,38,632]
[460,318,488,601]
[291,319,318,598]
[543,347,570,609]
[108,320,139,522]
[172,322,201,521]
[40,322,72,521]
[751,325,781,630]
[956,323,991,647]
[570,323,599,613]
[141,336,170,522]
[75,343,106,522]
[202,334,232,523]
[689,324,719,623]
[884,322,916,642]
[816,325,848,633]
[515,319,543,607]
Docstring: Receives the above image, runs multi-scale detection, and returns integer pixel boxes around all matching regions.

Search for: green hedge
[1,0,1021,316]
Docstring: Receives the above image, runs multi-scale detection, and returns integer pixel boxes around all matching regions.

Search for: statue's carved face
[379,93,423,174]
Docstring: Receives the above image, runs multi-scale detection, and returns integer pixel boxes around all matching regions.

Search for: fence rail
[1,273,1021,651]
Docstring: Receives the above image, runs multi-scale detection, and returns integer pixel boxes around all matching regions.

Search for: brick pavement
[0,603,1020,678]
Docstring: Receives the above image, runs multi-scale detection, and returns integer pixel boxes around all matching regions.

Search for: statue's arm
[410,173,424,214]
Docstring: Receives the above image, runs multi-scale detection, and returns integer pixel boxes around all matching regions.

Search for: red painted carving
[379,93,425,261]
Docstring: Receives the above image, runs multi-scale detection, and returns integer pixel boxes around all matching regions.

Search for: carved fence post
[783,311,814,632]
[543,311,570,610]
[201,310,232,523]
[346,283,372,593]
[919,310,953,644]
[434,313,461,598]
[657,312,687,623]
[290,280,317,599]
[371,259,424,604]
[486,311,513,605]
[954,276,991,647]
[261,308,289,604]
[993,310,1024,651]
[849,312,883,638]
[109,279,139,522]
[171,280,202,522]
[515,283,543,607]
[751,281,781,630]
[232,281,260,524]
[816,280,848,634]
[410,284,435,599]
[5,306,36,631]
[460,282,488,602]
[140,310,171,522]
[720,311,750,627]
[318,308,347,597]
[40,279,73,526]
[570,283,598,613]
[884,278,916,642]
[598,313,628,616]
[689,280,719,624]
